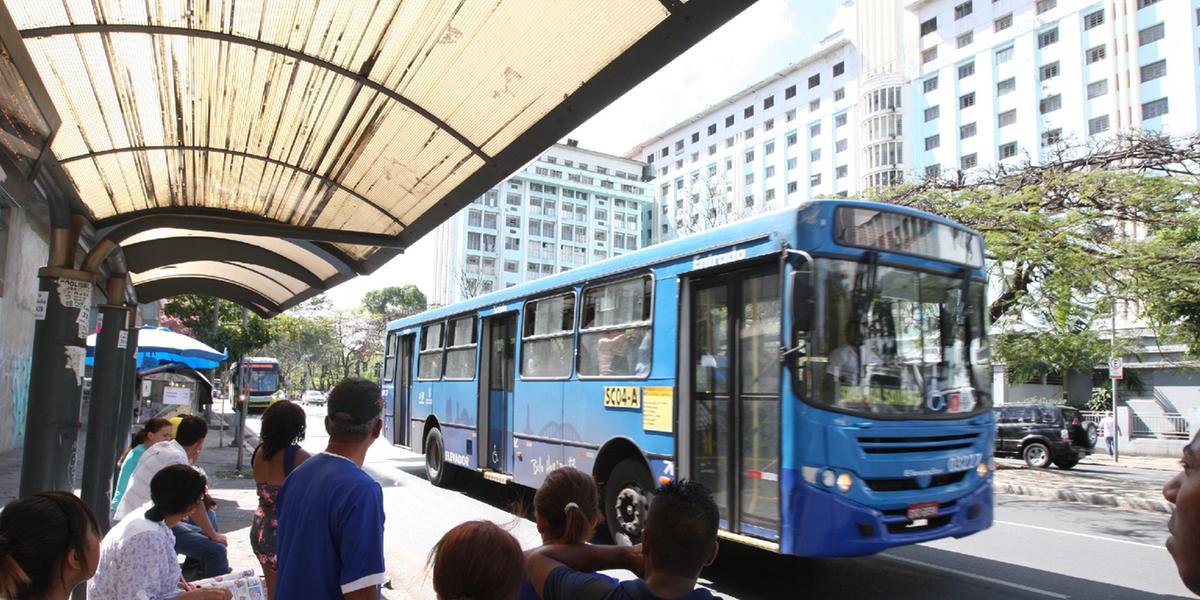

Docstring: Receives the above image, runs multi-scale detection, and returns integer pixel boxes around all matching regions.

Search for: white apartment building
[430,142,652,306]
[633,0,1200,241]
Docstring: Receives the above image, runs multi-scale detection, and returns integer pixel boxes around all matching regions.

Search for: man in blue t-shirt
[527,480,720,600]
[275,378,387,599]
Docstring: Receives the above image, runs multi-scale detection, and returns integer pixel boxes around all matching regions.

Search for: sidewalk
[994,453,1178,514]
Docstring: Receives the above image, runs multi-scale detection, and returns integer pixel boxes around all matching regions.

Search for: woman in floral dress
[250,401,309,599]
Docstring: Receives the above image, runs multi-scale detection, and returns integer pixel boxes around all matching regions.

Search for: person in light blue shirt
[274,378,386,600]
[111,418,173,512]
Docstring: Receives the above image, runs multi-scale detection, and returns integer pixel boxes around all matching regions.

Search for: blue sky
[326,0,842,307]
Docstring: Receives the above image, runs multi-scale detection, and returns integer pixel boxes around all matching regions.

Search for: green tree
[262,313,338,393]
[362,285,427,322]
[162,296,278,365]
[872,132,1200,382]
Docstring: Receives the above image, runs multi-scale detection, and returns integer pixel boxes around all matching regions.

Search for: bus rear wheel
[604,458,653,545]
[425,428,457,488]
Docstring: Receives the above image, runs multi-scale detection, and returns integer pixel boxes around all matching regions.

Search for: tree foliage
[870,132,1200,380]
[162,296,277,364]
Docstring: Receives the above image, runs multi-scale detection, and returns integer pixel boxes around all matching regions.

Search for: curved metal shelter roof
[4,0,755,315]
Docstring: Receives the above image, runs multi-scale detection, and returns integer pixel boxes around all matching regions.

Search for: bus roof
[388,198,982,331]
[241,357,280,365]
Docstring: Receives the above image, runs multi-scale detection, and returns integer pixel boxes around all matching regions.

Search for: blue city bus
[381,199,994,556]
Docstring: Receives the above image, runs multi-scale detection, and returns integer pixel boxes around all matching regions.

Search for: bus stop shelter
[0,0,756,523]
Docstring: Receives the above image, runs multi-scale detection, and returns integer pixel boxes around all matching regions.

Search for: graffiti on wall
[3,353,32,450]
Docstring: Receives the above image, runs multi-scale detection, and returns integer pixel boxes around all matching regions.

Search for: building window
[1142,97,1169,119]
[707,123,717,136]
[675,140,684,152]
[998,109,1016,127]
[923,76,939,93]
[999,142,1018,159]
[959,92,976,109]
[467,232,481,250]
[764,96,775,110]
[708,144,717,156]
[922,47,938,64]
[1038,28,1059,48]
[920,17,937,36]
[810,173,822,186]
[995,14,1012,32]
[764,119,775,131]
[835,139,848,153]
[1087,79,1108,99]
[836,165,848,178]
[744,105,754,119]
[834,87,845,101]
[1042,128,1062,146]
[785,85,796,99]
[924,164,941,178]
[1084,9,1105,30]
[1086,45,1106,64]
[997,78,1015,96]
[810,123,821,136]
[744,128,754,140]
[957,31,973,49]
[725,115,735,127]
[690,132,700,144]
[1141,59,1167,82]
[960,153,977,169]
[954,1,973,20]
[745,149,754,163]
[1040,62,1059,81]
[808,74,820,88]
[765,165,776,178]
[833,61,845,77]
[786,132,798,146]
[925,134,940,150]
[960,122,977,139]
[958,61,975,79]
[924,106,939,121]
[1088,115,1110,134]
[1137,0,1160,7]
[834,113,847,127]
[1039,94,1061,114]
[996,45,1014,63]
[787,181,798,193]
[1139,23,1164,46]
[1036,0,1056,14]
[809,149,820,162]
[809,99,820,112]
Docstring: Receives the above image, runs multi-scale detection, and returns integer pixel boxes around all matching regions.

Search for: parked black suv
[993,404,1098,469]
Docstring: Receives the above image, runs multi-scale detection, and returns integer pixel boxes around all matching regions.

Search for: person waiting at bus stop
[526,479,720,600]
[273,378,386,600]
[113,414,229,580]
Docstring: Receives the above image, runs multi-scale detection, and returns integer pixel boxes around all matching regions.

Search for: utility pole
[235,307,249,473]
[1111,300,1120,463]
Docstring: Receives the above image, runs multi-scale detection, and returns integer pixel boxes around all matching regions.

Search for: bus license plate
[906,501,939,521]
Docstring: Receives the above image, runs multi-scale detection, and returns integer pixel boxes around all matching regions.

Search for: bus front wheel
[425,428,456,487]
[604,458,653,545]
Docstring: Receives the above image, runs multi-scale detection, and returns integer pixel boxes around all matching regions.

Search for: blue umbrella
[86,325,227,370]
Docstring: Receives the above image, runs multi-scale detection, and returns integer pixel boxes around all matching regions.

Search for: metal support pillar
[80,278,130,530]
[20,216,94,497]
[111,317,140,479]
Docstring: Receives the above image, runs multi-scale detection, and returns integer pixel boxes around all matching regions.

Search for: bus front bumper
[783,477,993,557]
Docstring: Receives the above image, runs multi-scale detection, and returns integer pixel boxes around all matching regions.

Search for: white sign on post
[34,291,48,320]
[1109,357,1124,380]
[162,386,192,406]
[141,379,153,398]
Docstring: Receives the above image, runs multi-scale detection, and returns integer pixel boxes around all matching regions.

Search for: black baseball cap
[327,378,384,425]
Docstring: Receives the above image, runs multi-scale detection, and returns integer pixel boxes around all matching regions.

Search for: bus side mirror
[792,271,814,333]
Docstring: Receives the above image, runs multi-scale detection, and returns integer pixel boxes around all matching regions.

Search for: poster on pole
[1109,357,1124,380]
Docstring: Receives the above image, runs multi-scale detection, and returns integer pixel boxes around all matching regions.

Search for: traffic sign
[1109,356,1124,380]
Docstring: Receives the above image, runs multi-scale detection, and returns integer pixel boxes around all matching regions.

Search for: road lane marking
[995,520,1165,550]
[882,554,1069,598]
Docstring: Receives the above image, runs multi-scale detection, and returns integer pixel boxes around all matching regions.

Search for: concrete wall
[0,207,48,453]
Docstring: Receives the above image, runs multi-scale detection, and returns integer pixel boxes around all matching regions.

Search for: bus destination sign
[835,207,983,268]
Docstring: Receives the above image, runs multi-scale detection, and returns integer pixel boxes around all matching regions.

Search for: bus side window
[417,322,444,380]
[521,293,575,378]
[578,276,652,378]
[444,316,479,380]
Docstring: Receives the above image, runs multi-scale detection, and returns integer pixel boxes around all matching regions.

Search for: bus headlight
[836,473,853,493]
[976,462,989,478]
[821,469,836,488]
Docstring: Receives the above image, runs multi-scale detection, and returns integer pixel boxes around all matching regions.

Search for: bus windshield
[810,258,990,417]
[243,365,280,394]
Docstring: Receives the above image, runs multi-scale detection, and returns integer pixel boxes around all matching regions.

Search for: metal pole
[112,311,140,488]
[235,307,248,472]
[79,278,131,531]
[1111,300,1119,463]
[20,217,93,497]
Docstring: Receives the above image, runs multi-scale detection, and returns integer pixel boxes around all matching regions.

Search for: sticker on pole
[117,330,128,349]
[34,291,47,320]
[1109,357,1124,380]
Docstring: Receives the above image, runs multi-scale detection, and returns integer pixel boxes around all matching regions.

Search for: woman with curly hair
[250,400,310,598]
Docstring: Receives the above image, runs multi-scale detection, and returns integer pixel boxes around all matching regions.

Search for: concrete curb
[999,483,1173,514]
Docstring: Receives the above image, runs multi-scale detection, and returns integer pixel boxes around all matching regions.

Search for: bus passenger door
[394,334,415,448]
[690,266,783,540]
[482,313,517,472]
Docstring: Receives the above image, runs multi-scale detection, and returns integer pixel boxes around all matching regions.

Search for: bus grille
[857,433,979,454]
[864,471,967,492]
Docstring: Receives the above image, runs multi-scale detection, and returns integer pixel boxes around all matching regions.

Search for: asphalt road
[255,406,1190,599]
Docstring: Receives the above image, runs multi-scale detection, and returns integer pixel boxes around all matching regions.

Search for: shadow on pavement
[701,542,1188,599]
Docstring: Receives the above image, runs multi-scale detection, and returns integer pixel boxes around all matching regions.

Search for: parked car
[993,403,1097,469]
[301,390,326,406]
